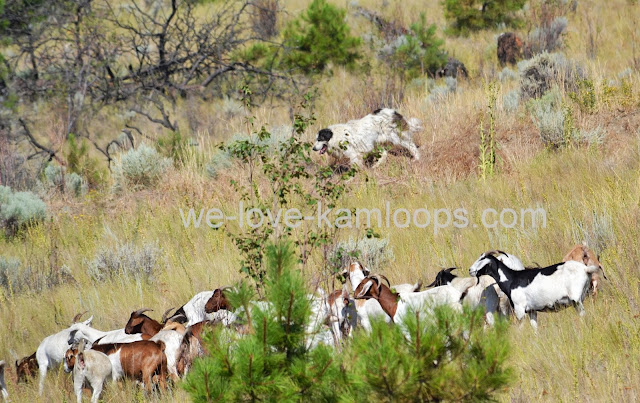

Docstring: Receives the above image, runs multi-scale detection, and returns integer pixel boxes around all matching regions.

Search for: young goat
[0,360,8,401]
[64,340,112,403]
[35,313,94,395]
[469,253,599,329]
[16,351,38,383]
[354,274,462,324]
[563,244,607,296]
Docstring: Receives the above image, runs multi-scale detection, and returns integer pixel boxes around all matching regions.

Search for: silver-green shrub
[329,236,394,272]
[88,241,164,283]
[518,52,584,99]
[0,186,47,233]
[112,144,171,192]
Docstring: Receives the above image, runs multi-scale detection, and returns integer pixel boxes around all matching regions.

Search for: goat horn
[368,274,391,287]
[445,267,457,273]
[161,307,175,323]
[72,311,89,323]
[134,307,153,316]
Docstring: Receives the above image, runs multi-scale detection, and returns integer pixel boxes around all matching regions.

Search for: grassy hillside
[2,0,640,401]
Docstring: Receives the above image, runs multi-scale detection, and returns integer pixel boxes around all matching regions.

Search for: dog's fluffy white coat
[313,108,422,167]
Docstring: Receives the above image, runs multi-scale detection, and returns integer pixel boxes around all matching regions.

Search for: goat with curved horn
[162,308,175,324]
[72,311,89,323]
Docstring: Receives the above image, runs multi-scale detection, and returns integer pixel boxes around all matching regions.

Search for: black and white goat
[469,253,599,329]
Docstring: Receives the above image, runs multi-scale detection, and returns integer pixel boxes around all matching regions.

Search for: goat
[16,351,38,383]
[563,244,607,296]
[167,291,222,326]
[123,307,174,337]
[150,322,186,379]
[64,340,112,403]
[469,253,599,329]
[176,321,215,377]
[470,250,526,273]
[427,267,508,324]
[0,360,7,401]
[35,313,94,395]
[90,340,168,391]
[340,261,420,294]
[354,274,462,325]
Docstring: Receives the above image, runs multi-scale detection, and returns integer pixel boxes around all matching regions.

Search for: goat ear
[83,316,93,326]
[356,281,373,298]
[362,266,371,276]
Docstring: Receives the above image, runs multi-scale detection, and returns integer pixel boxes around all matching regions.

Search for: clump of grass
[88,241,164,283]
[0,256,72,296]
[328,236,394,272]
[426,77,457,103]
[571,210,615,253]
[111,144,171,192]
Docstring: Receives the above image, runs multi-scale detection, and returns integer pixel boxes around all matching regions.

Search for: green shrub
[0,185,46,235]
[112,144,171,192]
[328,236,394,272]
[88,241,163,283]
[343,306,512,401]
[380,13,447,80]
[281,0,361,74]
[443,0,526,36]
[183,240,342,401]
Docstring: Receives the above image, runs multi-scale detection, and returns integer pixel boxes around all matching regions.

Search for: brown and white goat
[354,274,463,324]
[563,244,607,296]
[90,340,168,392]
[16,351,38,383]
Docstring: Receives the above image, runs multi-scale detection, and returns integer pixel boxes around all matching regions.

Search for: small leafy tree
[443,0,526,36]
[183,240,342,401]
[383,13,447,80]
[223,87,356,294]
[282,0,361,74]
[343,306,512,401]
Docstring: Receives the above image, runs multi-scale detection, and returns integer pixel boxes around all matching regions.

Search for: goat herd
[3,244,606,402]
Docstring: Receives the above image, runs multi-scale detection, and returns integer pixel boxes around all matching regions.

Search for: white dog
[312,108,422,167]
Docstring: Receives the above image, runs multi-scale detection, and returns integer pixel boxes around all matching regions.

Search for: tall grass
[2,0,640,401]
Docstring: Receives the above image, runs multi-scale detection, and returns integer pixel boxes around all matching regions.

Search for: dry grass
[2,0,640,401]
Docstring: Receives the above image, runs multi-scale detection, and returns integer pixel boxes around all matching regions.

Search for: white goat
[69,324,144,346]
[0,360,8,402]
[64,340,112,403]
[35,315,94,395]
[469,253,599,329]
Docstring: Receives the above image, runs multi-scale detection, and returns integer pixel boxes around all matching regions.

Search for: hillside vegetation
[1,0,640,401]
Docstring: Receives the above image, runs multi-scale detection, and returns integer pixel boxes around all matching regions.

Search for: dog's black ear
[317,128,333,142]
